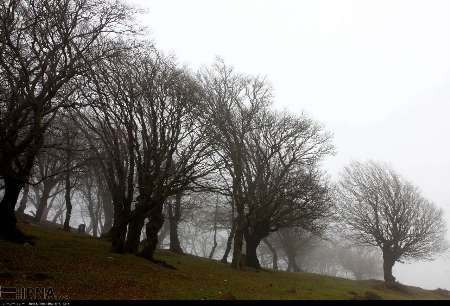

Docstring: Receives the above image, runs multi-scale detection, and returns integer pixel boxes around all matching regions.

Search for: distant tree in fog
[267,227,319,272]
[28,144,65,222]
[336,245,383,280]
[335,161,447,285]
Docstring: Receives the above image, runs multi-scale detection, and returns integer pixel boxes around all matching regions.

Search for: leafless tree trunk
[59,118,82,232]
[63,168,72,231]
[0,176,25,241]
[16,184,29,215]
[169,193,184,254]
[221,205,236,263]
[125,206,146,253]
[99,182,113,236]
[139,206,165,261]
[208,198,219,259]
[34,183,56,222]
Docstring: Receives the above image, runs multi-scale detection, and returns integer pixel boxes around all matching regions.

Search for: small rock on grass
[222,291,236,300]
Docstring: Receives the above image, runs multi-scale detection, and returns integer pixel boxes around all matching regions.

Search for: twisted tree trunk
[139,202,165,261]
[169,193,183,254]
[34,185,52,222]
[382,246,396,285]
[110,194,131,253]
[125,207,146,254]
[245,235,262,269]
[0,176,28,243]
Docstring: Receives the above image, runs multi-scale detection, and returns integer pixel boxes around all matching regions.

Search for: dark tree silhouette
[336,161,448,285]
[77,47,138,253]
[131,51,216,261]
[199,59,271,268]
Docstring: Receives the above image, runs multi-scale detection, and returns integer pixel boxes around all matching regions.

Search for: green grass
[0,223,448,300]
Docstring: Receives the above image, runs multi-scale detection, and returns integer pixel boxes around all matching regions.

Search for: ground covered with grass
[0,223,449,300]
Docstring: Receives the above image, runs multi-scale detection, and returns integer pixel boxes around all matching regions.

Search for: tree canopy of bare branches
[199,60,334,268]
[335,161,447,284]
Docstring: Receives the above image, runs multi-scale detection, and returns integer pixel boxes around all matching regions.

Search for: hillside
[0,223,448,300]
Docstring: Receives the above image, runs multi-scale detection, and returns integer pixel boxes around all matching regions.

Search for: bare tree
[77,47,138,253]
[296,239,341,277]
[29,147,65,222]
[199,60,334,269]
[335,161,448,285]
[78,46,217,260]
[176,193,228,259]
[59,114,88,231]
[198,59,271,268]
[78,167,104,237]
[336,245,383,280]
[239,110,334,268]
[0,0,136,242]
[273,227,319,272]
[78,162,112,237]
[131,51,217,262]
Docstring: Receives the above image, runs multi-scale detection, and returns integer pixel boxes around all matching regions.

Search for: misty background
[127,0,450,289]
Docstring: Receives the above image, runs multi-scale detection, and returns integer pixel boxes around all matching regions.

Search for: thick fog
[127,0,450,290]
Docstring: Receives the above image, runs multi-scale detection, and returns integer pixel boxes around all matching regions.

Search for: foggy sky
[128,0,450,290]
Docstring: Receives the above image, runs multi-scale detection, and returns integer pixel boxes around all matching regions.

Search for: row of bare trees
[1,0,447,285]
[0,0,136,242]
[12,113,113,236]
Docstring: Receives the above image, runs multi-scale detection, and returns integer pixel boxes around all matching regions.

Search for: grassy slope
[0,223,448,300]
